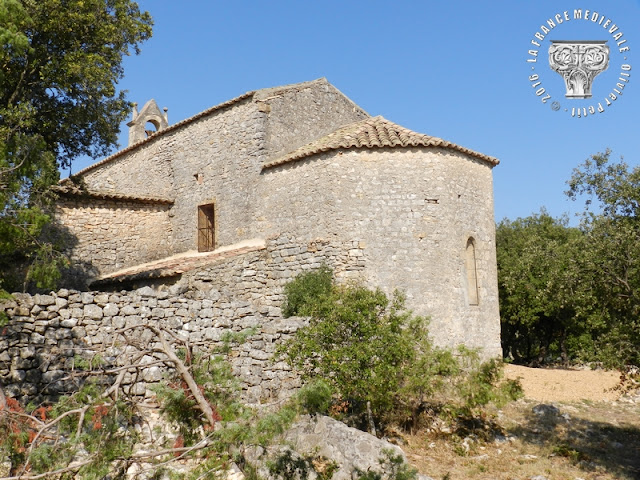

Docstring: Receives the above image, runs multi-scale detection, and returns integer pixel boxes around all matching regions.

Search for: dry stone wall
[0,235,365,404]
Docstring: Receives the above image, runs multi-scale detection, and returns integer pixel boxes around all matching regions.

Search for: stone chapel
[54,78,502,356]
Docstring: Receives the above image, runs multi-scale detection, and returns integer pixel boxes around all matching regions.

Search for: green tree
[497,150,640,368]
[0,0,152,291]
[567,150,640,366]
[496,211,587,364]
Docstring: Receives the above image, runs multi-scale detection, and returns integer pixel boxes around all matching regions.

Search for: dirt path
[503,364,622,403]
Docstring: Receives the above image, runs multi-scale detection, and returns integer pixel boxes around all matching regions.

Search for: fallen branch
[145,325,217,428]
[0,458,93,480]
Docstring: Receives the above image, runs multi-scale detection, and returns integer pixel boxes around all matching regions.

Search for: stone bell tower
[127,99,169,146]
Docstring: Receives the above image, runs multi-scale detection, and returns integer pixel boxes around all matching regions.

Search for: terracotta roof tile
[90,241,266,287]
[52,185,174,205]
[263,116,499,169]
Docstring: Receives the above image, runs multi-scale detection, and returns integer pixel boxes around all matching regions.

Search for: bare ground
[403,365,640,480]
[503,364,622,403]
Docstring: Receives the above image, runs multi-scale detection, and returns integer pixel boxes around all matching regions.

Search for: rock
[520,454,539,460]
[81,292,94,304]
[137,286,158,298]
[83,304,103,319]
[532,404,560,417]
[280,415,411,480]
[227,462,246,480]
[34,294,56,306]
[471,454,489,461]
[0,459,11,477]
[57,288,70,298]
[103,303,119,317]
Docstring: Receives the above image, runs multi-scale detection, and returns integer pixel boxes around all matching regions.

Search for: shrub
[281,273,420,428]
[353,449,418,480]
[280,267,522,433]
[282,264,333,317]
[295,379,333,415]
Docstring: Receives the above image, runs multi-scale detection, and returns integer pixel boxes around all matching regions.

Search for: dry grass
[402,395,640,480]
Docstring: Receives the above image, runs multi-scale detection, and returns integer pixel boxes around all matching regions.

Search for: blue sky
[67,0,640,223]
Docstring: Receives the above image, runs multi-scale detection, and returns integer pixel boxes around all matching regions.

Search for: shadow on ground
[509,402,640,479]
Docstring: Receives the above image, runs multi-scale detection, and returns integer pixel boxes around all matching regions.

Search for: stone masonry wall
[54,197,173,279]
[70,79,369,264]
[0,235,365,404]
[255,148,502,357]
[258,79,369,161]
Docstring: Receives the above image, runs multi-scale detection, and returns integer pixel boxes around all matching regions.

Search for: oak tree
[0,0,152,291]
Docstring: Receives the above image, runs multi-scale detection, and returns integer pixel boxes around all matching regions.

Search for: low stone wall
[0,235,366,404]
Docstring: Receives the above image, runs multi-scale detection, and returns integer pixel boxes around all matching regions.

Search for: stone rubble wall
[256,148,502,357]
[54,196,173,280]
[68,79,369,267]
[0,235,365,404]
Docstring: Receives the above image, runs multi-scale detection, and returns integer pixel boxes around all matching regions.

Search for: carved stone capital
[549,41,609,99]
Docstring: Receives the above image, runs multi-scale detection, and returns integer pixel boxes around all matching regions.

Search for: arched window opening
[145,119,160,137]
[465,238,479,305]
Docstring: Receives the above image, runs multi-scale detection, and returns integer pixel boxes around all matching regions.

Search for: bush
[280,267,522,433]
[295,379,333,415]
[282,264,333,317]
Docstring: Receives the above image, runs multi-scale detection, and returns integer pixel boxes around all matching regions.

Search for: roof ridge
[61,78,332,183]
[262,116,499,169]
[52,185,174,205]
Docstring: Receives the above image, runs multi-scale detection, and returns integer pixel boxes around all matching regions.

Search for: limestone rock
[282,415,413,480]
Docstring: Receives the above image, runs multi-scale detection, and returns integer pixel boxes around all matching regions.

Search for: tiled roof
[90,240,266,287]
[263,116,499,169]
[60,78,332,182]
[52,185,173,205]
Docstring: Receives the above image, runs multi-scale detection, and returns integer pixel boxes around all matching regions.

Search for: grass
[402,397,640,480]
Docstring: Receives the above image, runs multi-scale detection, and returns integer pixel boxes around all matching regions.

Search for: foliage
[498,150,640,368]
[268,449,313,480]
[280,268,522,433]
[0,381,140,479]
[152,332,304,480]
[268,449,339,480]
[295,379,333,415]
[0,0,153,292]
[496,210,587,364]
[353,449,418,480]
[153,349,240,445]
[282,264,333,317]
[567,150,640,367]
[280,270,421,427]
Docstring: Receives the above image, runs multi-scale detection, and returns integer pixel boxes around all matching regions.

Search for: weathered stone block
[94,293,109,305]
[103,303,119,317]
[71,326,87,339]
[20,346,36,359]
[83,304,103,320]
[60,318,78,328]
[121,305,138,315]
[81,292,94,304]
